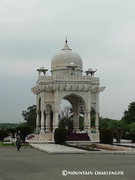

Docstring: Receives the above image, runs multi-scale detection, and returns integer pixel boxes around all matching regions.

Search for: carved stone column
[87,110,91,130]
[53,90,59,132]
[83,110,87,129]
[73,111,79,131]
[95,93,99,132]
[40,92,45,135]
[46,110,51,133]
[83,109,91,129]
[84,110,87,128]
[87,91,91,130]
[36,95,40,132]
[53,109,59,132]
[40,110,45,134]
[36,110,40,130]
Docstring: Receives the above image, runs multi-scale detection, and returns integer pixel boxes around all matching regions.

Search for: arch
[62,92,86,109]
[59,93,87,131]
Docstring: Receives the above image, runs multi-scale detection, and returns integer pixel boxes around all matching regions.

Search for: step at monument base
[29,133,54,143]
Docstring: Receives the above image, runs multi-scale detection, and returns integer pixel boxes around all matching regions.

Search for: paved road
[0,147,134,180]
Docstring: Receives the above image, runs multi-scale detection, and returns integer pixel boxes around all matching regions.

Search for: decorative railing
[37,75,99,84]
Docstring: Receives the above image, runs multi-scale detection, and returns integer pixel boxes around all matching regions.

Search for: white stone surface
[51,50,83,70]
[30,143,135,155]
[30,143,89,154]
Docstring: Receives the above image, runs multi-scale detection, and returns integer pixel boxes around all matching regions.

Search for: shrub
[54,128,67,144]
[129,122,135,143]
[129,132,135,143]
[15,124,34,142]
[100,129,113,144]
[7,128,16,138]
[0,130,8,141]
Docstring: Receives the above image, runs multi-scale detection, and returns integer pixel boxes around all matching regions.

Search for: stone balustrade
[37,75,99,84]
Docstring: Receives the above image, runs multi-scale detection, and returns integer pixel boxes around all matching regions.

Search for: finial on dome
[65,37,68,44]
[62,37,71,51]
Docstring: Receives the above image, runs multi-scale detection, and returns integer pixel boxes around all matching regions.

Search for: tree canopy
[123,101,135,124]
[22,105,36,128]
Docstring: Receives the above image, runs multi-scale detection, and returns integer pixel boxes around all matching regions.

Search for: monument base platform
[29,133,54,144]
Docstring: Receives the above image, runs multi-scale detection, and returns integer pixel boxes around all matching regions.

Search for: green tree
[16,123,34,142]
[123,101,135,124]
[59,106,73,129]
[118,118,129,135]
[0,123,18,130]
[129,122,135,143]
[0,130,8,141]
[22,105,36,128]
[99,117,120,138]
[129,122,135,133]
[99,117,118,131]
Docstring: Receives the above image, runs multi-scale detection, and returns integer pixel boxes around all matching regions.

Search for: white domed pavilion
[31,39,105,141]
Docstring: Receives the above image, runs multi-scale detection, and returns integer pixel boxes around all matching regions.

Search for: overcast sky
[0,0,135,123]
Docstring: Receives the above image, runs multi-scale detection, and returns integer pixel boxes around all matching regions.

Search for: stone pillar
[84,109,91,130]
[36,110,40,133]
[87,110,91,130]
[95,93,99,132]
[36,95,40,132]
[73,111,79,131]
[87,91,91,130]
[73,98,79,131]
[53,109,59,132]
[40,110,45,134]
[46,110,51,133]
[92,93,100,141]
[53,91,59,132]
[84,110,87,128]
[40,92,45,135]
[95,111,99,131]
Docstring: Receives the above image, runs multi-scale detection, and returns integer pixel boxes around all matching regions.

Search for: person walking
[16,130,22,151]
[115,125,122,143]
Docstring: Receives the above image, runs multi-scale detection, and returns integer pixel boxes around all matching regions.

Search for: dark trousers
[16,139,21,151]
[117,136,121,143]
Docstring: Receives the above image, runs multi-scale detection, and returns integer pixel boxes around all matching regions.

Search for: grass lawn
[0,141,15,147]
[0,141,29,147]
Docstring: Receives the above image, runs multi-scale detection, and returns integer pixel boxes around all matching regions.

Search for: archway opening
[59,99,73,131]
[59,93,86,132]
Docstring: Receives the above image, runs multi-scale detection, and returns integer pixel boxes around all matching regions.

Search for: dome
[51,40,83,70]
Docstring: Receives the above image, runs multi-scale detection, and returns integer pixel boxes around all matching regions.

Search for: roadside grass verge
[0,141,30,147]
